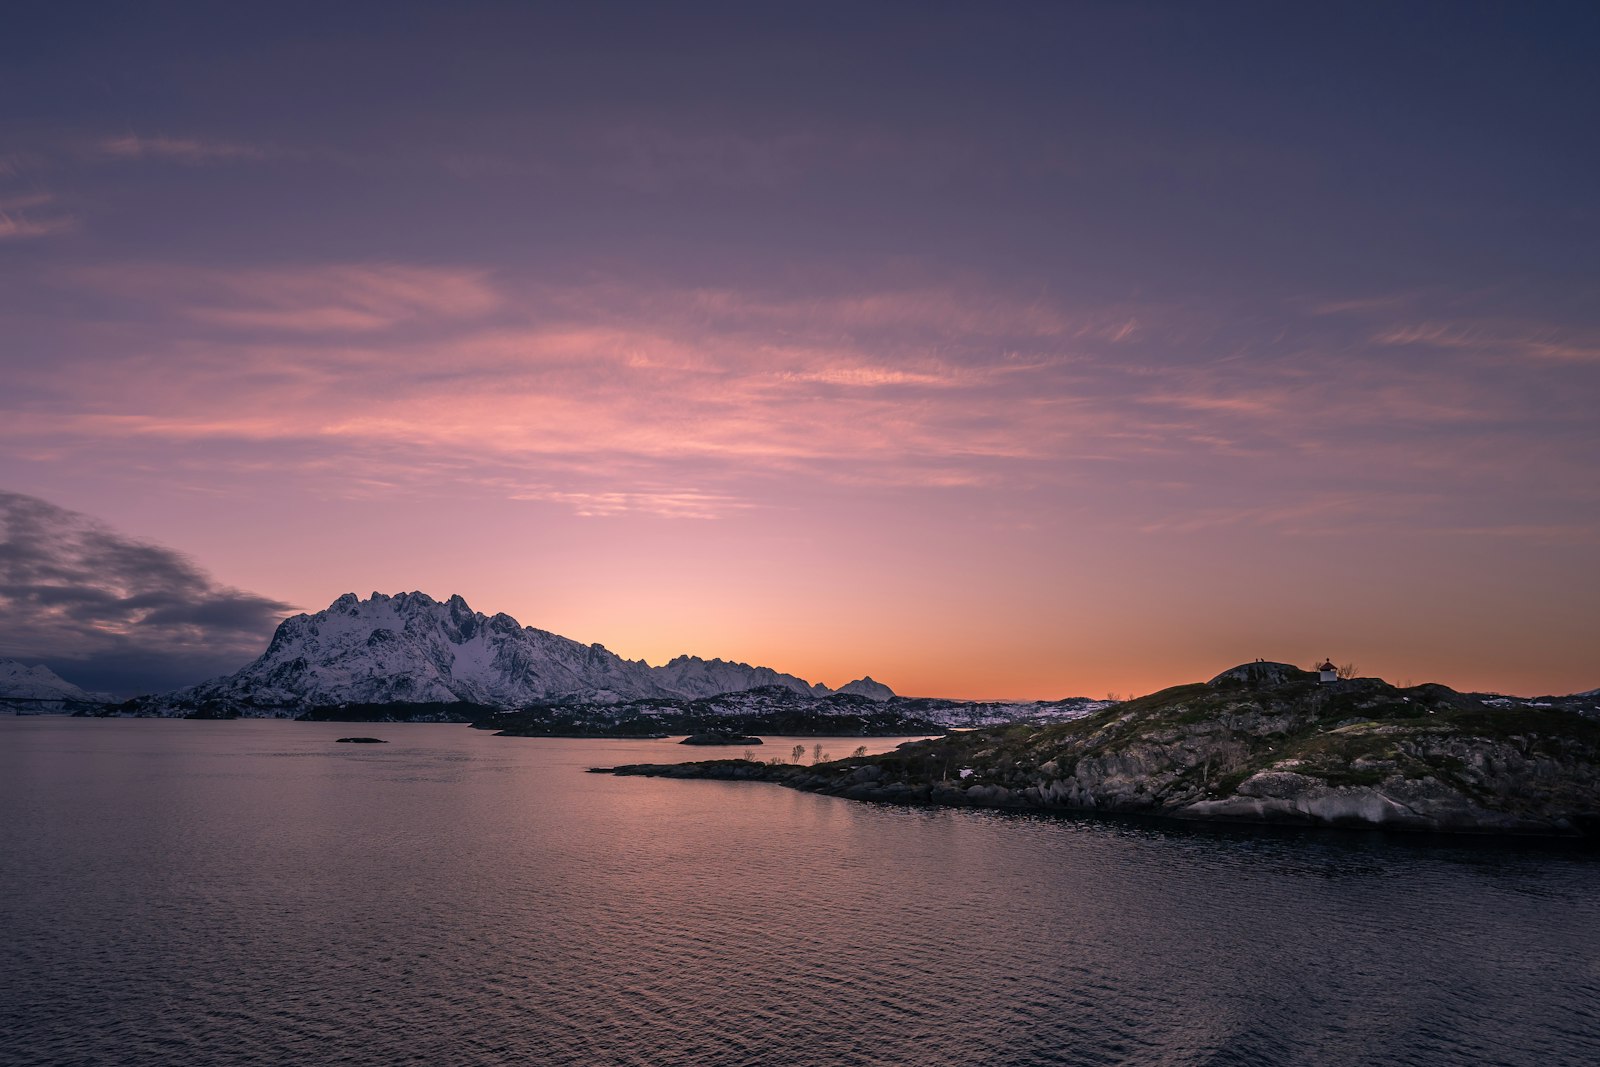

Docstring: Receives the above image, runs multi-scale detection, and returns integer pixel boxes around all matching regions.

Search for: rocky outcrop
[595,665,1600,837]
[1207,661,1313,687]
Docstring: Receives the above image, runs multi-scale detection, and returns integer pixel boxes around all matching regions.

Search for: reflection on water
[2,717,1596,1066]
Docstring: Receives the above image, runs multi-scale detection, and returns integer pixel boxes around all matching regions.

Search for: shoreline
[590,757,1600,840]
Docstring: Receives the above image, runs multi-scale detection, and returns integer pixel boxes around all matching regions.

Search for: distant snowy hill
[0,660,104,712]
[305,684,1116,736]
[652,653,828,699]
[134,591,903,715]
[890,695,1115,729]
[837,676,894,701]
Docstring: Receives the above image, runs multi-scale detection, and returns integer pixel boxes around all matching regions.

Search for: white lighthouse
[1317,659,1338,683]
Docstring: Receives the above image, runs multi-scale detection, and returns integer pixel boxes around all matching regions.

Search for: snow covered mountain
[145,591,893,714]
[653,654,828,699]
[0,660,104,711]
[836,676,894,701]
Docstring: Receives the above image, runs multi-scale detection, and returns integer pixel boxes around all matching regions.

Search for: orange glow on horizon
[6,262,1592,699]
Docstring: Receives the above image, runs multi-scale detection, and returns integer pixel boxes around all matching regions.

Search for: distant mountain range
[120,591,907,717]
[84,591,1124,731]
[11,593,1597,734]
[477,686,1117,737]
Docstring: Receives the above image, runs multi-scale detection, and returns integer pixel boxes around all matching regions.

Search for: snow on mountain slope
[899,697,1115,728]
[836,676,894,701]
[157,591,845,712]
[131,592,1115,723]
[0,660,102,710]
[486,685,1113,738]
[694,689,1110,727]
[653,654,829,699]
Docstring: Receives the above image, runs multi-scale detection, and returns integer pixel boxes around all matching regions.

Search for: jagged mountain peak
[156,591,842,712]
[652,651,830,699]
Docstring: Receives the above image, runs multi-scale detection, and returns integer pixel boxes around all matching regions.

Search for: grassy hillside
[597,664,1600,836]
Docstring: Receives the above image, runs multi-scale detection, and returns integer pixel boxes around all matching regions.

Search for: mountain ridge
[1,660,106,711]
[128,591,898,715]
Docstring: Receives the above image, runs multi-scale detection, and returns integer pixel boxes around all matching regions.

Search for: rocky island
[680,731,763,746]
[592,662,1600,837]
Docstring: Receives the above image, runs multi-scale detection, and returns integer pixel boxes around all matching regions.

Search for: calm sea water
[2,717,1597,1067]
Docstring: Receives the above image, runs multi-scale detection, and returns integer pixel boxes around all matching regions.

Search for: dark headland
[591,663,1600,837]
[680,731,763,746]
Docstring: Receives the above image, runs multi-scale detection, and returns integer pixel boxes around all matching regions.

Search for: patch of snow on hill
[837,676,895,701]
[0,660,103,711]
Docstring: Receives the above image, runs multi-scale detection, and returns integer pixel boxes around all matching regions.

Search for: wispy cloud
[775,365,963,387]
[1373,319,1600,364]
[94,134,265,163]
[0,213,75,241]
[78,263,501,332]
[10,267,1598,531]
[506,486,755,520]
[0,191,76,241]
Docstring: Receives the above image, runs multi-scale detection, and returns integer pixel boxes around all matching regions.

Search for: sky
[2,1,1597,699]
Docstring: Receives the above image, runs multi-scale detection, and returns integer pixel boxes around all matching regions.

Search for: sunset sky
[2,2,1597,698]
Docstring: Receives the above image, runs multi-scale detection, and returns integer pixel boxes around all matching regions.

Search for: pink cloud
[0,191,75,241]
[1373,318,1600,364]
[78,263,501,332]
[9,266,1593,527]
[0,213,75,241]
[95,135,264,163]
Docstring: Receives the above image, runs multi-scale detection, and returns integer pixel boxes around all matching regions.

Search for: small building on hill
[1317,659,1338,683]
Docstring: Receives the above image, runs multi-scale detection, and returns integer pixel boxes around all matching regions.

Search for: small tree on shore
[791,744,806,764]
[1337,662,1359,680]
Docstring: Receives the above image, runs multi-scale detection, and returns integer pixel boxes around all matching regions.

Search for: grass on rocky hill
[805,675,1600,796]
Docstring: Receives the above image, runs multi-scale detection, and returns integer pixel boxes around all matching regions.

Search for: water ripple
[2,718,1597,1066]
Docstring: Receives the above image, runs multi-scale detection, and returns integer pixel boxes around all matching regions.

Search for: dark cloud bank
[0,490,291,696]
